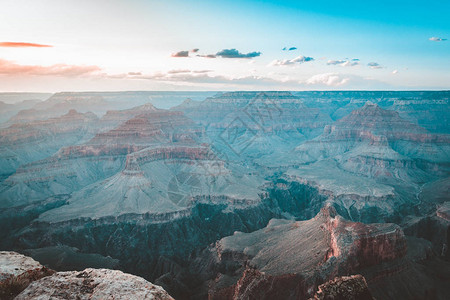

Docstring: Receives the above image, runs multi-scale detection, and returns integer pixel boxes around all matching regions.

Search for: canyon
[0,91,448,299]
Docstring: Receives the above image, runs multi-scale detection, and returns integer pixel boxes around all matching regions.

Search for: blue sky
[0,0,448,91]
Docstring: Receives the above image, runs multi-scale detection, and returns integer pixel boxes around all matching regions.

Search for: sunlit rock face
[16,268,174,300]
[205,206,407,299]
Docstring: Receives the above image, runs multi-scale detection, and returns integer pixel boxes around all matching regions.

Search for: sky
[0,0,449,92]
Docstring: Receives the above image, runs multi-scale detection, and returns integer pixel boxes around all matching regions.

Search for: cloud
[327,59,359,67]
[429,37,447,42]
[196,54,216,58]
[215,48,261,58]
[105,69,390,90]
[0,42,52,48]
[0,59,101,77]
[128,72,142,76]
[171,50,189,57]
[196,49,261,59]
[269,55,314,66]
[341,61,359,67]
[392,70,398,74]
[306,73,350,86]
[192,70,212,73]
[167,69,191,74]
[191,48,199,52]
[352,58,360,61]
[167,69,211,74]
[282,47,297,51]
[368,62,383,69]
[110,69,293,87]
[327,60,346,65]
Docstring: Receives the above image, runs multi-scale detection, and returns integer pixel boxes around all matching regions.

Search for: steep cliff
[205,206,407,299]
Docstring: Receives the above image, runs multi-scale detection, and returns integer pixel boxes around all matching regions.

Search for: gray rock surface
[16,268,174,300]
[311,275,374,300]
[0,251,54,299]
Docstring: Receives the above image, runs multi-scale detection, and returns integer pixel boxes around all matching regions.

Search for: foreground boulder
[0,251,54,299]
[15,268,174,300]
[311,275,373,300]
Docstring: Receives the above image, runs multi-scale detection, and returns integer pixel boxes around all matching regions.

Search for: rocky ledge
[16,268,173,300]
[0,251,54,299]
[0,251,173,300]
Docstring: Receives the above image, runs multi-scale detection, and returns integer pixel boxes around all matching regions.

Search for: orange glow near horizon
[0,42,52,48]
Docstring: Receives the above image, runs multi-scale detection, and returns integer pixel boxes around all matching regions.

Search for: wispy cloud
[167,69,211,74]
[269,55,314,66]
[191,48,199,52]
[0,42,52,48]
[171,50,189,57]
[196,54,216,58]
[167,69,191,74]
[429,37,447,42]
[0,59,101,76]
[368,62,383,69]
[215,49,261,58]
[392,70,398,75]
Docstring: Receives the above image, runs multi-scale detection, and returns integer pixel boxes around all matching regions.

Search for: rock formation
[173,91,332,162]
[0,251,173,299]
[285,102,450,222]
[0,109,99,178]
[16,268,173,300]
[0,251,54,299]
[0,91,448,299]
[310,275,373,300]
[205,206,407,299]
